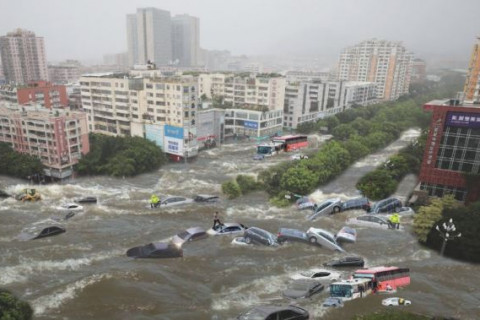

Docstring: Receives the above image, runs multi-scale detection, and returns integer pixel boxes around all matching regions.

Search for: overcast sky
[1,0,479,66]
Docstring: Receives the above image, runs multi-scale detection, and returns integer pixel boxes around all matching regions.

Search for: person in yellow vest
[389,213,400,229]
[150,194,160,208]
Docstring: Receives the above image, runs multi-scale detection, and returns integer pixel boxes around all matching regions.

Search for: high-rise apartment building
[337,39,412,101]
[0,29,49,84]
[0,81,68,108]
[463,37,480,104]
[0,103,89,180]
[172,14,200,67]
[127,8,172,66]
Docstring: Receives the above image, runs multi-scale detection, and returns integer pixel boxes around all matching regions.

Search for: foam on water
[32,273,113,315]
[309,190,351,203]
[0,249,123,286]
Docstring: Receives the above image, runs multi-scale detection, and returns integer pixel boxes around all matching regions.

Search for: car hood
[283,289,309,299]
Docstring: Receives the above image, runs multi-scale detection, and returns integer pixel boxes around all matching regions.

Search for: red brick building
[419,99,480,202]
[0,81,68,108]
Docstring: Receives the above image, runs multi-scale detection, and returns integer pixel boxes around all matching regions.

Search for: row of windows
[420,182,466,201]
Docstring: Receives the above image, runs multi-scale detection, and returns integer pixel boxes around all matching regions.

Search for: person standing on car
[213,211,222,229]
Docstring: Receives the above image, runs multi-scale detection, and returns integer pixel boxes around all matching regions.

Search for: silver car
[306,227,345,252]
[307,198,342,220]
[171,226,207,247]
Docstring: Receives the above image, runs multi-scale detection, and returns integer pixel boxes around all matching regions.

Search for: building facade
[0,29,49,84]
[48,64,81,84]
[410,58,427,83]
[224,108,283,139]
[283,81,377,129]
[0,103,89,180]
[0,81,68,108]
[463,37,480,104]
[127,8,172,66]
[419,99,480,202]
[337,39,412,101]
[172,14,200,67]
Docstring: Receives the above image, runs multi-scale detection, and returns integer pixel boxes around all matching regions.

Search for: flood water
[1,129,479,320]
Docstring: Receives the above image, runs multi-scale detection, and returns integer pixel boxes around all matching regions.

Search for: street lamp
[435,218,462,256]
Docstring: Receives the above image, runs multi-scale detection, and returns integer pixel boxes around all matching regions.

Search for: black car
[341,197,371,212]
[243,227,278,246]
[75,196,97,204]
[193,194,220,203]
[18,225,66,240]
[324,256,365,268]
[126,242,183,259]
[237,305,309,320]
[371,197,402,214]
[277,228,308,244]
[283,279,324,299]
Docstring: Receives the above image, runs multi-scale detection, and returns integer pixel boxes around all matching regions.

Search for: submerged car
[171,226,208,247]
[207,222,246,236]
[277,228,309,244]
[193,194,219,203]
[231,237,249,246]
[296,197,316,210]
[253,154,265,160]
[306,227,344,252]
[341,197,371,212]
[335,226,357,243]
[158,196,194,208]
[322,297,344,308]
[347,214,391,229]
[74,196,97,204]
[395,206,415,216]
[291,153,308,160]
[307,198,342,220]
[236,305,309,320]
[126,242,183,259]
[371,197,402,214]
[290,268,341,282]
[283,279,324,299]
[18,225,66,240]
[57,203,84,211]
[382,297,411,306]
[243,227,278,246]
[324,256,365,268]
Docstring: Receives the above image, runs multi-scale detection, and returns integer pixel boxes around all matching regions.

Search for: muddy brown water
[1,129,479,319]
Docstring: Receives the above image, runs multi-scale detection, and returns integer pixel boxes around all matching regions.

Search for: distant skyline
[1,0,479,67]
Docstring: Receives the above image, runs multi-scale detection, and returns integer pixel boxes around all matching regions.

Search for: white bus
[329,278,373,301]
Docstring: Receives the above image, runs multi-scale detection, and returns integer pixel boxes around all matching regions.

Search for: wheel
[245,236,251,244]
[309,237,317,244]
[333,206,341,213]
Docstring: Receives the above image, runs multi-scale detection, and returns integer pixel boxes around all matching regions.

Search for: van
[341,197,371,212]
[371,197,402,214]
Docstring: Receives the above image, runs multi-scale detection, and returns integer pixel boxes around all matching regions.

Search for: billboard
[244,120,258,129]
[446,112,480,128]
[145,124,164,148]
[164,125,184,155]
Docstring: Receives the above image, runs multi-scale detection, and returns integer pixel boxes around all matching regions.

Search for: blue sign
[446,112,480,128]
[244,120,258,129]
[164,125,184,139]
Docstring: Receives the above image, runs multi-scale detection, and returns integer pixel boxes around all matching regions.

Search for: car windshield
[177,231,191,240]
[342,227,356,235]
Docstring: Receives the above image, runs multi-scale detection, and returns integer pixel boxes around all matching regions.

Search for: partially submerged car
[283,279,324,300]
[171,227,208,247]
[290,268,341,282]
[236,305,309,320]
[18,225,66,240]
[193,194,219,203]
[15,188,41,202]
[382,297,411,306]
[243,227,278,246]
[341,197,371,212]
[336,226,357,243]
[126,242,183,259]
[306,227,345,252]
[291,153,308,160]
[324,256,365,268]
[307,198,342,220]
[322,297,344,308]
[253,154,265,160]
[346,214,391,229]
[74,196,97,204]
[207,222,246,236]
[395,206,415,216]
[277,228,309,244]
[57,203,84,211]
[371,197,402,214]
[158,196,194,208]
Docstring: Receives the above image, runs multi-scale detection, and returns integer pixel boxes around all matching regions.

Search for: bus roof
[272,135,307,141]
[354,266,403,274]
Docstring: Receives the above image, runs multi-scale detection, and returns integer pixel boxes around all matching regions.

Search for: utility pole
[435,218,462,256]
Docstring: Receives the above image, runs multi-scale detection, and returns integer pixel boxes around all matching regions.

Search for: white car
[158,196,194,208]
[347,214,392,229]
[382,297,411,306]
[395,206,415,216]
[291,154,308,160]
[290,268,341,282]
[56,203,84,211]
[231,237,249,246]
[306,227,345,252]
[207,222,246,236]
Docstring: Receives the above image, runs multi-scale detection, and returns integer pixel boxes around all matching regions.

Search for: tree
[342,139,370,161]
[280,165,318,195]
[332,124,357,141]
[356,169,397,200]
[0,289,33,320]
[221,180,242,199]
[325,116,340,132]
[236,175,260,194]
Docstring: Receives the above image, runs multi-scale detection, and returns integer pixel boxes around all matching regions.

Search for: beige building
[0,29,49,84]
[338,39,412,101]
[198,73,231,99]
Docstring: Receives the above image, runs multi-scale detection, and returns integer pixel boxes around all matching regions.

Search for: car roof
[221,222,243,228]
[185,226,205,234]
[308,227,334,236]
[244,305,304,315]
[150,242,171,250]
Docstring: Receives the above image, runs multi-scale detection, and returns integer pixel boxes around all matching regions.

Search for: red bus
[272,135,308,152]
[353,266,410,293]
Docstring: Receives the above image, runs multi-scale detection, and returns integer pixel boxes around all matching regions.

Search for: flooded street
[1,130,480,320]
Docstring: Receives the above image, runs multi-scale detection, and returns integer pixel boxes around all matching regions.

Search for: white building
[284,81,377,129]
[224,108,283,139]
[172,14,200,67]
[338,39,412,101]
